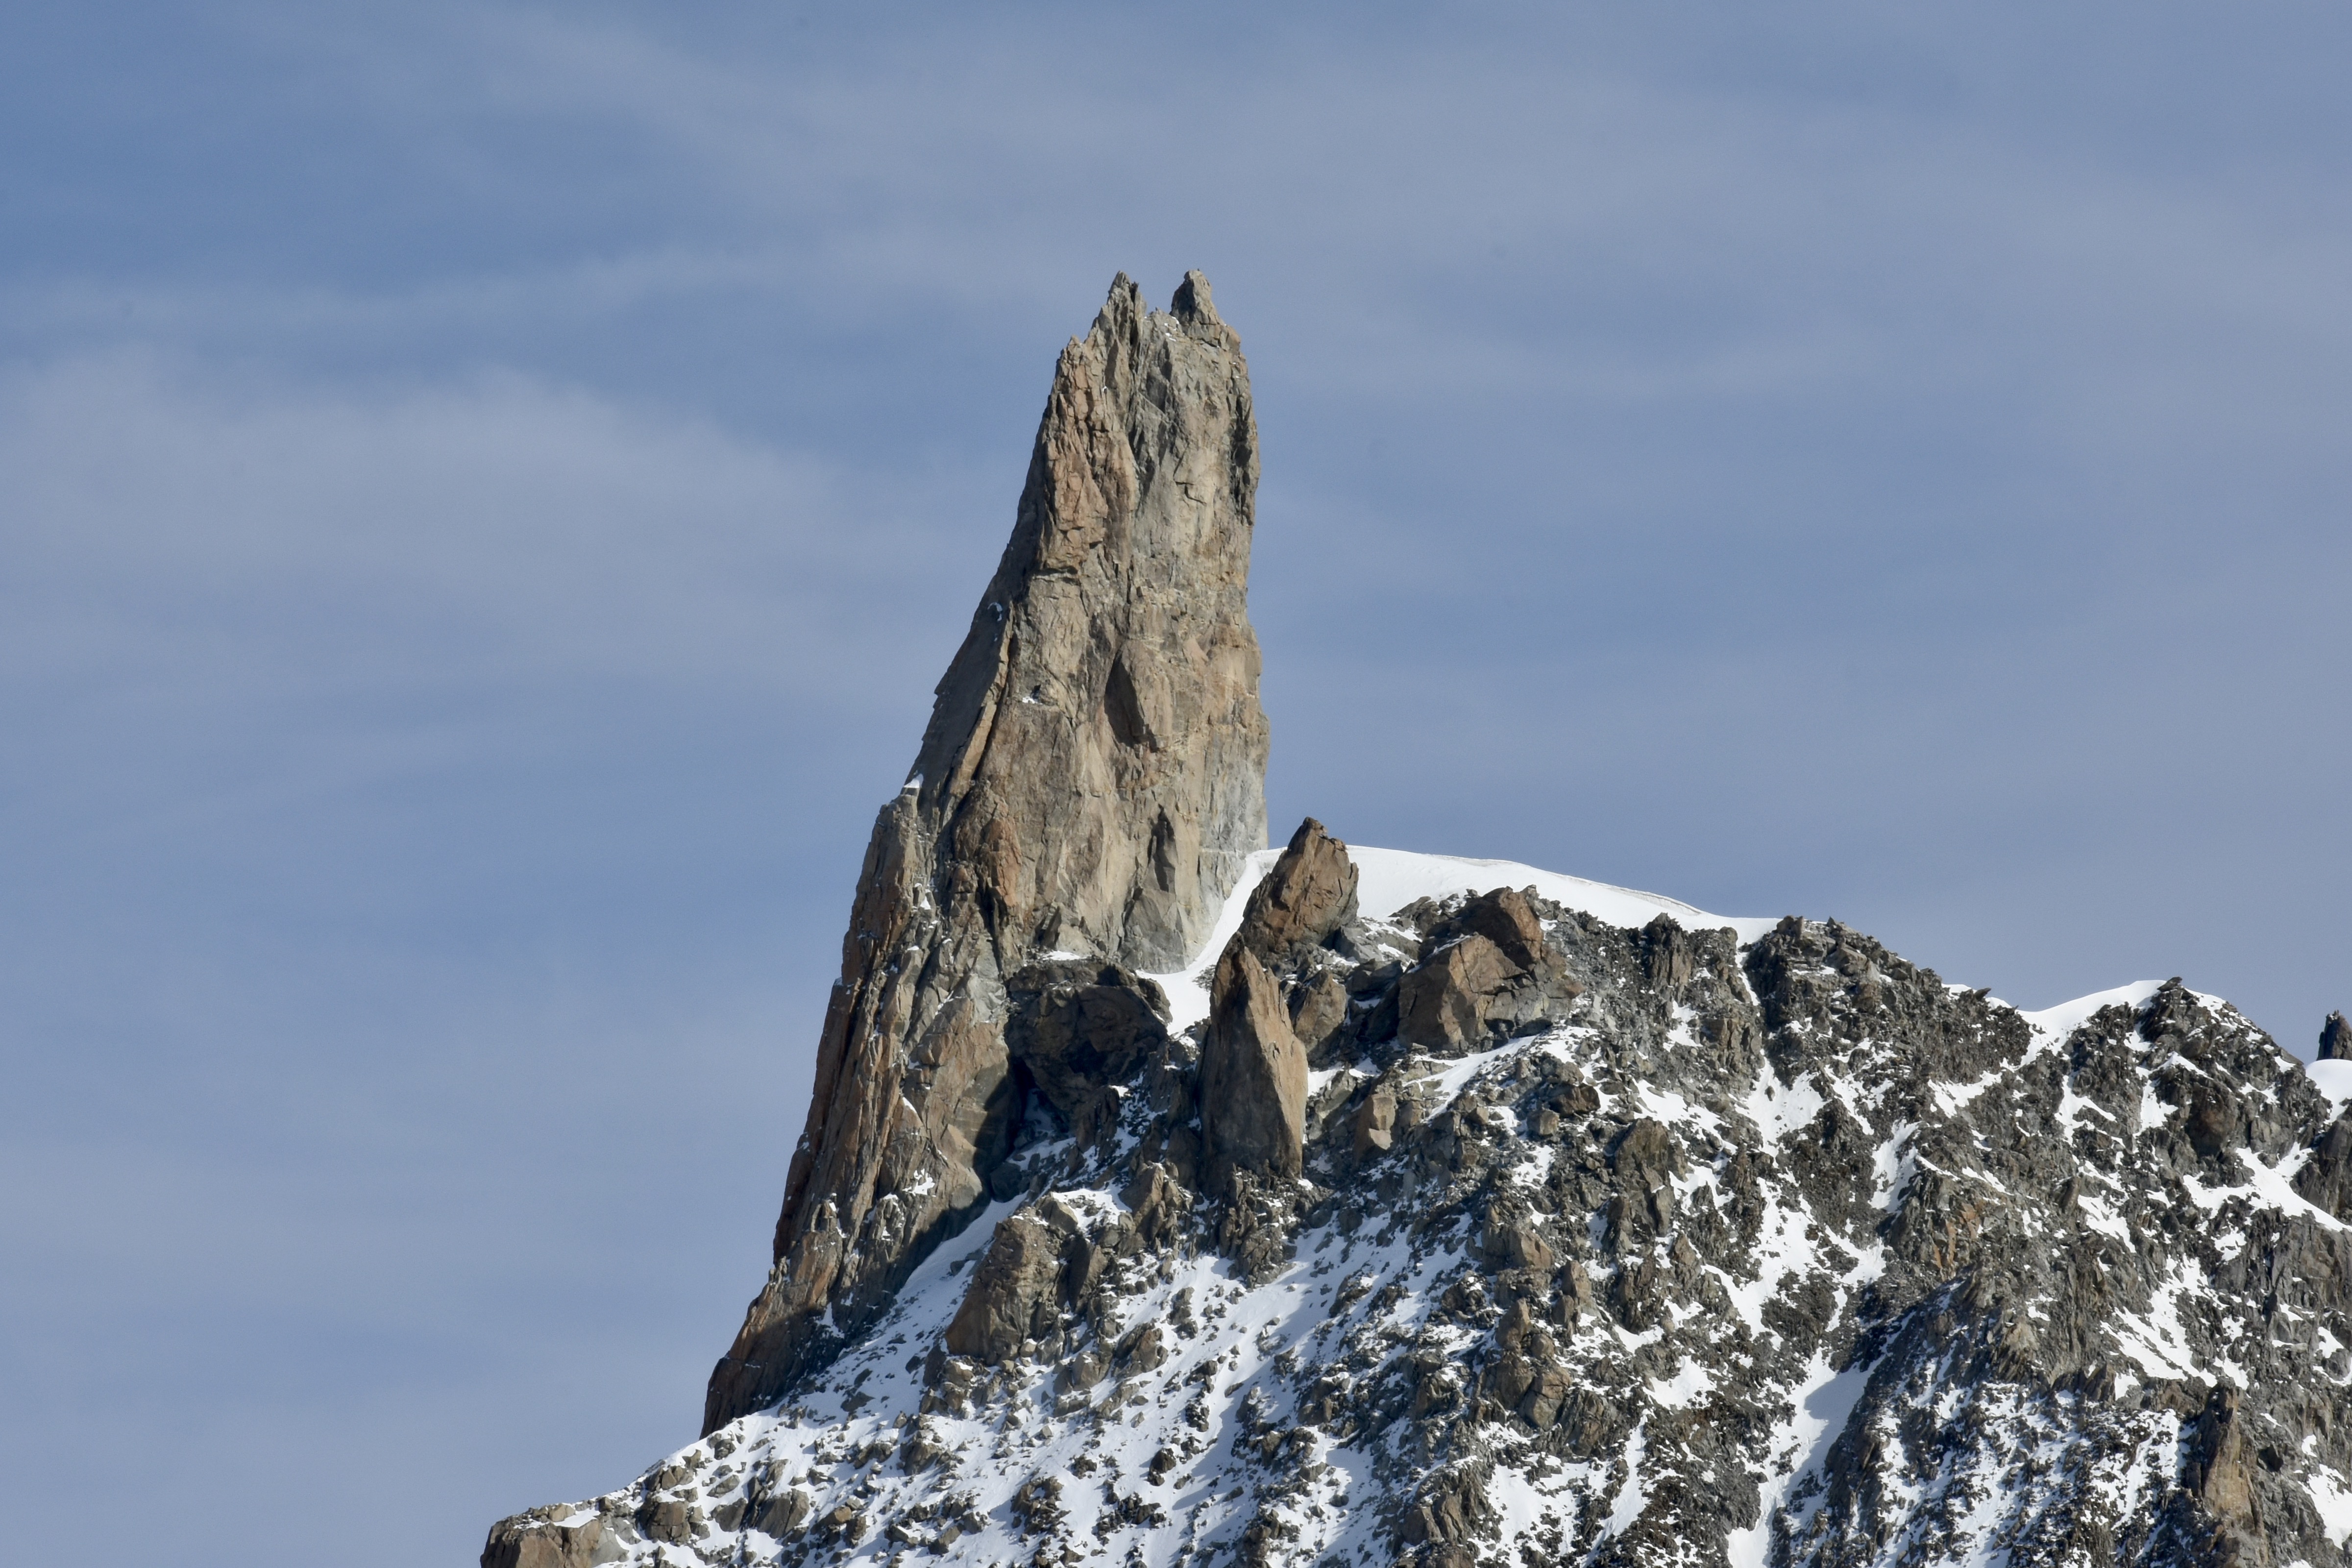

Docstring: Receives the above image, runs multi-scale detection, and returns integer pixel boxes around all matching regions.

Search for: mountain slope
[488,838,2352,1568]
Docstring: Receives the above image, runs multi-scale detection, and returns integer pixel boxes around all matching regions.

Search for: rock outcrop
[1231,816,1359,965]
[701,271,1270,1432]
[1396,886,1578,1051]
[2323,1009,2350,1061]
[940,1209,1072,1364]
[481,1510,617,1568]
[1200,943,1309,1181]
[1195,819,1361,1182]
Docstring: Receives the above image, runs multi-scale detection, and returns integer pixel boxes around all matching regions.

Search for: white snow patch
[1348,846,1777,945]
[2109,1261,2208,1384]
[1742,1069,1827,1148]
[2309,1058,2352,1120]
[1649,1358,1716,1409]
[1423,1042,1520,1103]
[2188,1149,2350,1234]
[1872,1120,1919,1209]
[2307,1465,2352,1547]
[1636,1082,1724,1137]
[2076,1189,2132,1244]
[1603,1421,1648,1536]
[1724,1349,1872,1568]
[2017,980,2163,1045]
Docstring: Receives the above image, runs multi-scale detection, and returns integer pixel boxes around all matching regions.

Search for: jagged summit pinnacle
[1170,269,1220,326]
[704,272,1270,1433]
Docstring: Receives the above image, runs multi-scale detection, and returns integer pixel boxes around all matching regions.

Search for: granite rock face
[701,271,1270,1432]
[1195,819,1360,1183]
[1201,943,1309,1182]
[1231,817,1360,966]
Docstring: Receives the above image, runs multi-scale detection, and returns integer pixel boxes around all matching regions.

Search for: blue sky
[4,5,2348,1564]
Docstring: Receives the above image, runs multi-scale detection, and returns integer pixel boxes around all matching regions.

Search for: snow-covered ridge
[1147,845,1781,1032]
[488,847,2352,1568]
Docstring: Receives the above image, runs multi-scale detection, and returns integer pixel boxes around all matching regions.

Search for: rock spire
[703,272,1271,1432]
[1199,817,1360,1183]
[2322,1010,2350,1061]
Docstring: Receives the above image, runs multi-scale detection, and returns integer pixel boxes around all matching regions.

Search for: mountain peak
[703,272,1269,1434]
[483,280,2352,1568]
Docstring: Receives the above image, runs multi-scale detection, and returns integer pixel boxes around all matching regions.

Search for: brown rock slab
[1234,817,1359,963]
[481,1511,620,1568]
[1289,971,1349,1060]
[1396,932,1518,1051]
[1423,886,1553,977]
[1351,1085,1398,1158]
[943,1208,1070,1363]
[1200,943,1308,1180]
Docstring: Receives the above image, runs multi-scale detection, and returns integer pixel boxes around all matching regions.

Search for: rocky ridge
[486,276,2352,1568]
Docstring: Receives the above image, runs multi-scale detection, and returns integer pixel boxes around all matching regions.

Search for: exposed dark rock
[1393,887,1584,1053]
[1288,971,1350,1061]
[1396,932,1519,1052]
[2297,1109,2352,1220]
[1424,886,1555,979]
[746,1487,811,1538]
[1004,962,1169,1144]
[2322,1009,2351,1060]
[942,1208,1070,1363]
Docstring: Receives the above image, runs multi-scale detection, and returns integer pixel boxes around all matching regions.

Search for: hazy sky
[5,5,2349,1564]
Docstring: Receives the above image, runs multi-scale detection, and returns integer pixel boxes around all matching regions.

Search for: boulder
[1234,817,1359,963]
[481,1513,620,1568]
[1288,971,1350,1060]
[1200,944,1308,1179]
[1121,1162,1191,1251]
[943,1210,1068,1362]
[1351,1085,1398,1158]
[748,1495,813,1542]
[635,1497,694,1547]
[1422,887,1554,979]
[1396,933,1518,1051]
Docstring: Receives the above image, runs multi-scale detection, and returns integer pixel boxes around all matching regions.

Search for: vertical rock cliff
[704,271,1271,1432]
